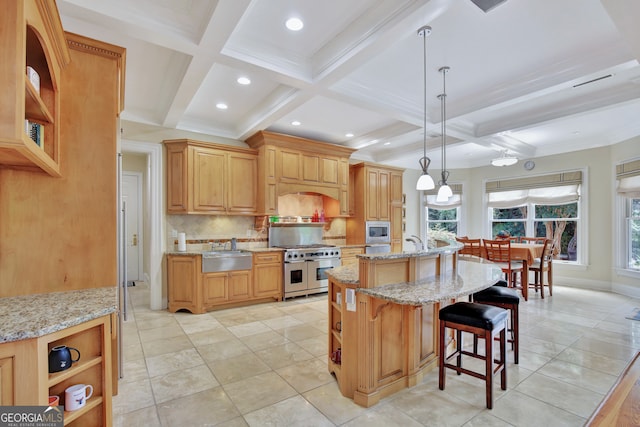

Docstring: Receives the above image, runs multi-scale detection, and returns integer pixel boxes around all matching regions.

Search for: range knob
[300,253,305,259]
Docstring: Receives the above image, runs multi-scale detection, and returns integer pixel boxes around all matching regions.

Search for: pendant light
[416,25,435,191]
[436,66,452,202]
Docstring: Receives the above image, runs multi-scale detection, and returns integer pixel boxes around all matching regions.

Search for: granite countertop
[0,287,117,343]
[326,264,359,285]
[358,259,503,305]
[357,238,463,261]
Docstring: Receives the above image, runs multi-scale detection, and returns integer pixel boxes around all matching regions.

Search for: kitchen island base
[327,242,503,407]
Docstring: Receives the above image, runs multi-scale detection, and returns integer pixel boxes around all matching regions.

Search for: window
[428,205,459,234]
[617,159,640,271]
[486,171,582,262]
[425,184,461,235]
[626,198,640,270]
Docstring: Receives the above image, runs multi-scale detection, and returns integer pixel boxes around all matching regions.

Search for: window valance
[425,184,462,209]
[486,171,582,208]
[616,159,640,197]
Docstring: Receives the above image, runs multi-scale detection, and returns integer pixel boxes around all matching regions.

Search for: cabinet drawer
[253,252,283,264]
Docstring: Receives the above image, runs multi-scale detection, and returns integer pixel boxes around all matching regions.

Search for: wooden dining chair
[459,238,482,257]
[529,239,554,298]
[507,236,520,244]
[483,239,524,290]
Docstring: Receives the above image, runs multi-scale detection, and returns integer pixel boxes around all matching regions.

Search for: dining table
[480,242,545,301]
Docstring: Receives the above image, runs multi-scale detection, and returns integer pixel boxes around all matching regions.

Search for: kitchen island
[327,243,502,407]
[0,287,116,424]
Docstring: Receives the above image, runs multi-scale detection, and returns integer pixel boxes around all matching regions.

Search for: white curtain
[487,184,580,208]
[616,159,640,198]
[426,194,461,209]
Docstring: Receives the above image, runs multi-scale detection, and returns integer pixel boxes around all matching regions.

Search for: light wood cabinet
[346,162,404,246]
[168,252,282,313]
[0,315,113,425]
[203,270,252,307]
[252,252,283,299]
[391,204,404,253]
[245,131,356,216]
[167,255,202,314]
[341,246,364,267]
[0,0,70,176]
[0,32,125,297]
[164,139,258,215]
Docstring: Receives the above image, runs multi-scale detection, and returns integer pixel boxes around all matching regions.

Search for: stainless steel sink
[202,250,252,272]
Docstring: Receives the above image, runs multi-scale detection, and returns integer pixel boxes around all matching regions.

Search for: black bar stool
[472,281,520,364]
[439,302,508,409]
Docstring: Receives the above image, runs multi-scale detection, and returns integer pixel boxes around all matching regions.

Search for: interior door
[122,172,142,282]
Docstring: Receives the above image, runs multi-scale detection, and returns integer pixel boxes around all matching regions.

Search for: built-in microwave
[365,221,391,244]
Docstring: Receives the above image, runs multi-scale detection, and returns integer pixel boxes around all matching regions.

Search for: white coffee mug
[65,384,93,411]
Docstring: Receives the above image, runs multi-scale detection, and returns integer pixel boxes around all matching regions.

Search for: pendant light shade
[416,25,435,191]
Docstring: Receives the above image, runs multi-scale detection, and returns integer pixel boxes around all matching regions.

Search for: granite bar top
[358,258,503,305]
[327,264,359,285]
[357,238,463,261]
[0,287,117,343]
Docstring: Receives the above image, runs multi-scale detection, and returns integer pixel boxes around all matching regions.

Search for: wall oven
[365,221,391,244]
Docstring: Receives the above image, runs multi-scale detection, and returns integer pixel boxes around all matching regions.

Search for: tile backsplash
[167,215,346,251]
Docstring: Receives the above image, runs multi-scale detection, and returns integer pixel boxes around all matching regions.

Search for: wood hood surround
[245,131,356,216]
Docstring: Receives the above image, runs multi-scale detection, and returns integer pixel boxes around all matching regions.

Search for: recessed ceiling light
[237,77,251,85]
[286,17,304,31]
[216,103,228,110]
[291,121,301,126]
[345,133,354,138]
[384,142,391,146]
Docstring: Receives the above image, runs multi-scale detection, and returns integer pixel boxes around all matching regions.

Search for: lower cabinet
[202,270,252,308]
[168,252,282,313]
[252,252,283,299]
[341,246,364,266]
[0,315,113,425]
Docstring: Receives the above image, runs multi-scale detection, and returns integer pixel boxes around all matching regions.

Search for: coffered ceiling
[57,0,640,170]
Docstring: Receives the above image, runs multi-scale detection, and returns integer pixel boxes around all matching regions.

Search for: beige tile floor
[113,282,640,426]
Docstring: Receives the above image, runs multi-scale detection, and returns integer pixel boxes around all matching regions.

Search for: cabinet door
[391,204,403,253]
[166,145,188,213]
[390,171,403,204]
[302,153,320,183]
[279,148,302,182]
[203,272,227,305]
[227,152,257,214]
[193,147,226,212]
[229,271,251,300]
[0,356,14,405]
[167,255,200,313]
[253,263,282,298]
[378,170,390,221]
[321,156,339,185]
[366,169,379,221]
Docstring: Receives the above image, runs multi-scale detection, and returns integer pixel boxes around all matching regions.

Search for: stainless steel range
[269,224,341,299]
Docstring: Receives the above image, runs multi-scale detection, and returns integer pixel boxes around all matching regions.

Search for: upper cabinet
[347,162,404,245]
[164,139,258,215]
[0,0,70,176]
[245,131,355,216]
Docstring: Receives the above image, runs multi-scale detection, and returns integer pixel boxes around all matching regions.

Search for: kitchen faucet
[405,235,424,251]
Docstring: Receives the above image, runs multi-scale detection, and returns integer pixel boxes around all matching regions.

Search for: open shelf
[48,356,102,388]
[25,79,54,123]
[62,396,103,425]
